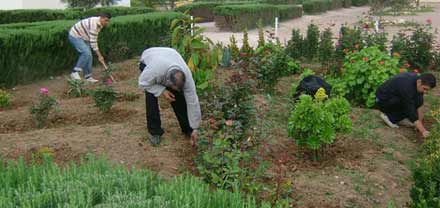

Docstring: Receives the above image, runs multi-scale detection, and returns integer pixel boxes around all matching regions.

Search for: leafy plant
[30,88,58,128]
[254,43,300,90]
[335,26,363,62]
[229,35,240,61]
[257,18,265,48]
[288,95,335,153]
[240,27,254,59]
[335,46,400,107]
[67,79,86,98]
[286,28,304,59]
[0,89,12,108]
[305,24,320,61]
[171,12,221,93]
[363,31,388,52]
[90,85,117,113]
[288,92,352,158]
[319,28,335,68]
[391,26,436,72]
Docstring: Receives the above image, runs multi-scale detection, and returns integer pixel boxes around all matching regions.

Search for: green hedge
[174,2,257,22]
[0,12,182,88]
[328,0,344,9]
[276,5,303,21]
[0,156,279,207]
[343,0,352,8]
[214,4,302,31]
[352,0,369,6]
[303,0,330,14]
[0,7,155,24]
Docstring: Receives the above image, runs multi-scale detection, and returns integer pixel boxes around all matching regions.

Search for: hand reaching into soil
[163,90,176,102]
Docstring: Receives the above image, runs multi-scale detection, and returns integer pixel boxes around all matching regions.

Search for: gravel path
[199,4,440,47]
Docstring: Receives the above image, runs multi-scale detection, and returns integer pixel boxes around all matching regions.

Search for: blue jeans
[68,35,93,78]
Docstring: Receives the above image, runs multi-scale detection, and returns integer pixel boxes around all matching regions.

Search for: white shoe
[73,67,83,72]
[380,113,399,128]
[398,119,415,127]
[85,77,99,83]
[70,72,81,80]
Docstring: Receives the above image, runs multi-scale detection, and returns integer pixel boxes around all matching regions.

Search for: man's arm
[183,75,201,131]
[418,107,424,123]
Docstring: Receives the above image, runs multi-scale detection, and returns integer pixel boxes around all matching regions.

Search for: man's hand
[191,130,199,146]
[163,90,176,102]
[422,131,431,138]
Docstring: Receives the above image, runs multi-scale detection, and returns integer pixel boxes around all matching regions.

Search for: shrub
[335,26,363,63]
[0,89,12,108]
[319,28,335,68]
[305,24,320,61]
[302,0,330,14]
[66,79,86,98]
[30,88,58,128]
[171,12,221,93]
[0,155,276,207]
[352,0,369,6]
[336,47,400,107]
[254,43,300,90]
[0,12,182,88]
[275,5,303,21]
[391,26,435,72]
[0,7,155,25]
[174,2,221,22]
[287,92,352,156]
[90,85,117,113]
[214,4,278,32]
[328,0,344,9]
[343,0,352,7]
[229,35,240,61]
[286,29,305,59]
[363,31,387,51]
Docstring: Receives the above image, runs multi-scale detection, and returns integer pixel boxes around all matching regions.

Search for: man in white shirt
[138,47,201,146]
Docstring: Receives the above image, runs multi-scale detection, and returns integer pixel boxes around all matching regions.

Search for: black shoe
[149,135,161,146]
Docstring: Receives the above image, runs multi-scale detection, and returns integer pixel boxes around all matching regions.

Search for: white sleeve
[138,69,166,97]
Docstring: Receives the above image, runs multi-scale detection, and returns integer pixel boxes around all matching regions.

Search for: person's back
[376,72,420,103]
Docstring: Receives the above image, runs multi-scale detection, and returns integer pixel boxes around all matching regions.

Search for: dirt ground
[199,3,440,48]
[1,60,436,207]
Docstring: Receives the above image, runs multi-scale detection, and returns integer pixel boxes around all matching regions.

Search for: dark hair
[419,73,436,88]
[169,70,186,90]
[99,12,111,19]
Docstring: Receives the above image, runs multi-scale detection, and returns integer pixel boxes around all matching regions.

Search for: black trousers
[376,96,423,124]
[140,62,193,136]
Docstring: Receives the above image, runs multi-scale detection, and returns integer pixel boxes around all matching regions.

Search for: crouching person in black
[376,72,436,138]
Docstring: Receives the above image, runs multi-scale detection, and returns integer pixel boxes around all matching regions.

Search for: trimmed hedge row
[0,7,155,25]
[214,4,303,31]
[174,2,255,22]
[276,5,303,21]
[352,0,369,6]
[0,12,182,87]
[303,0,350,14]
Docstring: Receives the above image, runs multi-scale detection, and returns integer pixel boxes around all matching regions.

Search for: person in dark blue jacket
[376,73,436,138]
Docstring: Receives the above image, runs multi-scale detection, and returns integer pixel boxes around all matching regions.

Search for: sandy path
[199,3,440,47]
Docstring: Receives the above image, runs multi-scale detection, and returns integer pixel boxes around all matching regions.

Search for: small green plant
[391,26,435,72]
[336,46,400,107]
[0,89,12,108]
[319,28,335,68]
[335,26,363,62]
[90,85,117,113]
[240,28,254,58]
[286,29,304,59]
[229,35,240,61]
[288,89,352,158]
[30,88,58,128]
[305,24,320,61]
[363,31,388,51]
[254,43,300,90]
[170,13,221,93]
[67,79,86,98]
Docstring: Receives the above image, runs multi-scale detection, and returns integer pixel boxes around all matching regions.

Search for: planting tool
[102,62,116,83]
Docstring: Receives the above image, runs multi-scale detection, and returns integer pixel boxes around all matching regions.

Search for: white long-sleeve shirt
[69,17,102,52]
[138,47,201,129]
